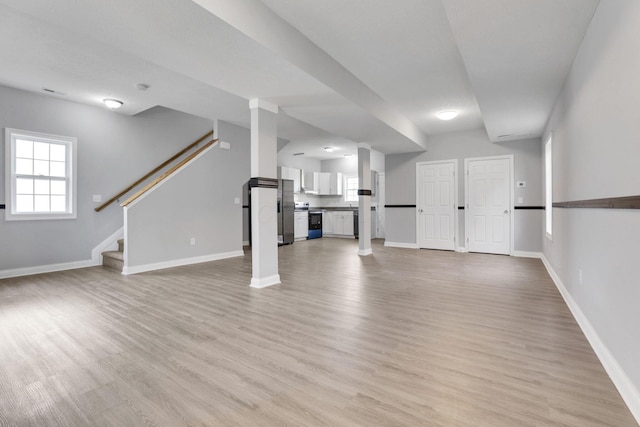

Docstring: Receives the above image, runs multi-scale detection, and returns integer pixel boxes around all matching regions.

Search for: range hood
[301,170,318,194]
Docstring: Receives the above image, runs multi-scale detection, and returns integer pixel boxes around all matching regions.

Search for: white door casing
[464,155,513,255]
[377,173,385,239]
[416,160,457,251]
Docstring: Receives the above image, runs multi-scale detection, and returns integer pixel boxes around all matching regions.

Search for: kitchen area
[242,146,385,245]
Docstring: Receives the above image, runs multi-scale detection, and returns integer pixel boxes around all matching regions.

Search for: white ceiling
[0,0,600,158]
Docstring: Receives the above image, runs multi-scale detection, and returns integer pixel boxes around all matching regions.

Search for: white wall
[0,85,213,274]
[542,1,640,416]
[385,128,542,252]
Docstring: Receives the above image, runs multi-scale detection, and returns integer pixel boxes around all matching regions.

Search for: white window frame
[344,176,358,202]
[545,134,553,239]
[5,128,77,221]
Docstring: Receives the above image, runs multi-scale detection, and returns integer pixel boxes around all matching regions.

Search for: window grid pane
[9,131,74,218]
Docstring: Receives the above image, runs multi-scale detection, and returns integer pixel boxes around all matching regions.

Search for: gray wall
[126,136,248,269]
[216,122,252,244]
[385,128,542,252]
[543,1,640,396]
[0,85,213,272]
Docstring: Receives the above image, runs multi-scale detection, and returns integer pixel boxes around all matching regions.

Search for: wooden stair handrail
[120,138,218,208]
[95,130,214,212]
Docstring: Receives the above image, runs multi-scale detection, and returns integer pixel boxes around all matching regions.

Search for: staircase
[102,239,124,272]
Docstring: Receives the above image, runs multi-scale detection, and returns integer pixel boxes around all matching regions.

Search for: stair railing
[95,131,214,212]
[120,138,218,208]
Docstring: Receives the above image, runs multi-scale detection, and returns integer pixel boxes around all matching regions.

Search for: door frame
[415,159,458,250]
[464,154,514,255]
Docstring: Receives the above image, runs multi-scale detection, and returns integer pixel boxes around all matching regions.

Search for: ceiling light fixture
[436,110,458,121]
[103,99,123,109]
[344,154,353,158]
[324,146,335,153]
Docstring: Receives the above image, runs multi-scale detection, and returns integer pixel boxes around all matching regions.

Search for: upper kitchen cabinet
[278,166,301,193]
[302,171,343,195]
[317,172,343,196]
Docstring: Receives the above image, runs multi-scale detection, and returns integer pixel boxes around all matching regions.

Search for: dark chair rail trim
[357,189,372,196]
[249,177,278,189]
[553,195,640,209]
[385,204,416,208]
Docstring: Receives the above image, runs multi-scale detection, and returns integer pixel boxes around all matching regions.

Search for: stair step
[102,250,124,272]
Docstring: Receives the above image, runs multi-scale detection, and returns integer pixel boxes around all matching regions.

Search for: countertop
[309,206,376,211]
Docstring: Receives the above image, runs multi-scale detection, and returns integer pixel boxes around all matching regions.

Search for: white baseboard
[541,254,640,424]
[123,250,244,275]
[0,227,126,280]
[91,227,124,264]
[456,247,468,253]
[513,251,542,259]
[384,241,419,249]
[0,259,96,280]
[358,248,373,256]
[250,274,281,289]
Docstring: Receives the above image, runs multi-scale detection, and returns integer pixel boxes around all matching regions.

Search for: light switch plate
[518,197,523,204]
[234,197,240,204]
[93,195,102,203]
[220,141,231,150]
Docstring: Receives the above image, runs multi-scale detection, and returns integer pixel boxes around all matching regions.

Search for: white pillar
[249,99,281,288]
[357,143,372,256]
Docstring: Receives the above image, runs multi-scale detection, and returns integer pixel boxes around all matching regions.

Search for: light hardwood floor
[0,238,636,426]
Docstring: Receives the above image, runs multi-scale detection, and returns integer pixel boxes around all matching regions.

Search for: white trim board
[0,227,126,279]
[0,259,96,280]
[513,251,542,259]
[91,227,124,264]
[541,254,640,424]
[384,241,419,249]
[123,250,244,275]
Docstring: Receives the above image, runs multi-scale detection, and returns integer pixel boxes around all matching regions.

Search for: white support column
[249,99,280,288]
[357,143,372,256]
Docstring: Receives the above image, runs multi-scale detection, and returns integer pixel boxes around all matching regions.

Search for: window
[345,176,358,202]
[5,128,77,221]
[545,134,552,238]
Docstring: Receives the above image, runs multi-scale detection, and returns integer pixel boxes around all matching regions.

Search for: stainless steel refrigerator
[278,179,295,245]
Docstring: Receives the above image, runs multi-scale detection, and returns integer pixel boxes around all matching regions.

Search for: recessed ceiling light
[436,110,459,120]
[136,83,150,91]
[324,146,335,153]
[103,99,123,109]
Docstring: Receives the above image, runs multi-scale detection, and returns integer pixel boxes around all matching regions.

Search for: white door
[416,161,456,250]
[465,156,512,255]
[377,174,385,238]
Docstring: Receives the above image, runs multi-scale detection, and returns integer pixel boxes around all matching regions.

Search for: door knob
[418,209,423,213]
[504,209,510,214]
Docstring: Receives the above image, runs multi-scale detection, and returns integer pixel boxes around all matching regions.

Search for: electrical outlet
[190,237,196,246]
[579,269,583,284]
[93,194,102,203]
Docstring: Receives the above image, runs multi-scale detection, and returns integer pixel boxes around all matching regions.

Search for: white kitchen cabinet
[322,211,334,234]
[316,172,343,195]
[294,211,308,240]
[324,211,353,236]
[278,166,301,193]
